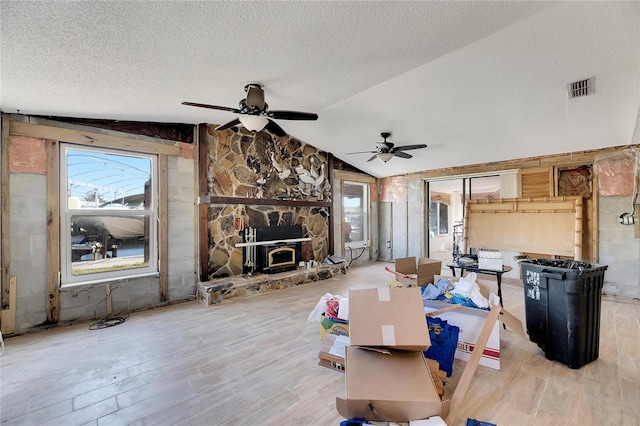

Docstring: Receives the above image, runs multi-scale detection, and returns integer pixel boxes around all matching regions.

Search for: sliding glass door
[426,175,501,264]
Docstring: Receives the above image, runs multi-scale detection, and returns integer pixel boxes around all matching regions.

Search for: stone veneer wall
[207,204,329,278]
[202,125,332,279]
[203,125,331,201]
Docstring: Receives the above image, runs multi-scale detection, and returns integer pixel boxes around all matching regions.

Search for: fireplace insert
[259,243,299,273]
[243,225,305,274]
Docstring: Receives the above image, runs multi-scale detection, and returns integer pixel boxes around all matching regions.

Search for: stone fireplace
[199,125,332,281]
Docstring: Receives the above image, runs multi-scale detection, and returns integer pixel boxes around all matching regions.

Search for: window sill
[60,271,160,289]
[345,242,369,250]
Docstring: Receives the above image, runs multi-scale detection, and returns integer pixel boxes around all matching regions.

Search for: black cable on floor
[347,245,367,267]
[89,285,128,330]
[89,315,129,330]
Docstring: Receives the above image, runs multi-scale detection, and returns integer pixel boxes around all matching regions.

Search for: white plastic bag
[307,292,343,324]
[449,272,490,308]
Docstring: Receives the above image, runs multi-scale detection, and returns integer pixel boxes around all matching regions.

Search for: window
[60,145,157,286]
[343,181,369,247]
[429,202,449,236]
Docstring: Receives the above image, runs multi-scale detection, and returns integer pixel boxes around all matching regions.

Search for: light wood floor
[1,262,639,426]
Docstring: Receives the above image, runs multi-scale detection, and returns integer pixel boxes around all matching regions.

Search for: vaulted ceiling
[1,1,638,178]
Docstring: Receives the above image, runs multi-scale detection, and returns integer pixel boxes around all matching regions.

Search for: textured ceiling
[1,1,639,178]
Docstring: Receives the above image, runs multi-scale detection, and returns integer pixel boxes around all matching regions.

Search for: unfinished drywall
[167,156,196,300]
[599,196,640,298]
[10,173,48,330]
[378,202,392,262]
[380,176,409,259]
[407,177,424,258]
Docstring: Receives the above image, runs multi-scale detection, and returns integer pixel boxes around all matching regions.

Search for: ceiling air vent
[568,77,594,98]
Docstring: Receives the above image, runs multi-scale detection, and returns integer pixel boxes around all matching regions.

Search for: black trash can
[519,259,607,368]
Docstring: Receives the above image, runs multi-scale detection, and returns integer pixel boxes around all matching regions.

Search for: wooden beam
[328,153,335,255]
[198,195,332,208]
[46,139,60,323]
[199,204,209,282]
[10,121,181,157]
[0,277,16,334]
[158,155,168,302]
[1,114,10,308]
[197,125,209,282]
[333,169,376,183]
[445,304,501,425]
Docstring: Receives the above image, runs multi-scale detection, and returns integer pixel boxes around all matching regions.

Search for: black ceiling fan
[346,132,427,162]
[182,83,318,137]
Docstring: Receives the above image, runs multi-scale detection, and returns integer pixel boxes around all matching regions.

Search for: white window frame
[429,201,450,236]
[60,144,158,287]
[343,181,370,249]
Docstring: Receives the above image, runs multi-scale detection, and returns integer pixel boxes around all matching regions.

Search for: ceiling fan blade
[394,144,427,152]
[182,101,240,113]
[394,151,413,159]
[215,118,241,131]
[268,110,318,121]
[245,85,265,110]
[265,119,287,137]
[345,150,378,155]
[367,154,379,162]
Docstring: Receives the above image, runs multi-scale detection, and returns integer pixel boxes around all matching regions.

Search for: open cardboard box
[394,257,443,287]
[337,285,503,423]
[423,275,526,370]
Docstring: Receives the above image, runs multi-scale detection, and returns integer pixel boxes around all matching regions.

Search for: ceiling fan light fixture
[378,152,394,162]
[239,115,269,131]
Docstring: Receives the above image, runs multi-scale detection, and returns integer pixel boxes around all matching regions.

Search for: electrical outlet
[619,213,635,225]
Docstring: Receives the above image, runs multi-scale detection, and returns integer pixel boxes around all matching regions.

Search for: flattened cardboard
[348,287,431,351]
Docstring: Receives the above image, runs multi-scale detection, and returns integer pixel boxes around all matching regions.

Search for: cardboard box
[318,333,349,372]
[337,303,503,423]
[478,250,503,271]
[424,300,500,369]
[348,287,430,351]
[319,315,349,340]
[337,347,442,421]
[423,275,526,370]
[395,257,443,287]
